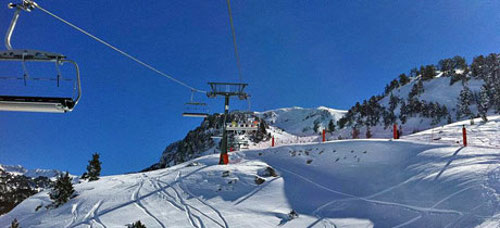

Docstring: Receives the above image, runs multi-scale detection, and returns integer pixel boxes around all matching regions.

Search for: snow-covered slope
[379,77,485,116]
[2,133,498,227]
[331,75,498,140]
[403,115,500,149]
[0,164,66,179]
[148,107,345,170]
[257,106,346,136]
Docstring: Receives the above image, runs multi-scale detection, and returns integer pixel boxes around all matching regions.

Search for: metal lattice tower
[207,82,248,164]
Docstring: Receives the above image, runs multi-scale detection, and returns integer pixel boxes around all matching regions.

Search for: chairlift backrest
[182,91,210,118]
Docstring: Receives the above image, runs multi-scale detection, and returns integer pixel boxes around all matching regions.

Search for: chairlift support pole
[221,95,230,164]
[207,82,248,165]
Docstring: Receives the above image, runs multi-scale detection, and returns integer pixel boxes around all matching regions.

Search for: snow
[331,76,493,140]
[378,77,484,116]
[403,115,500,149]
[1,125,498,227]
[256,106,346,136]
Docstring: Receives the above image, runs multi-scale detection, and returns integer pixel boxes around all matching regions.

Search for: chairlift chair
[182,91,209,118]
[0,2,81,113]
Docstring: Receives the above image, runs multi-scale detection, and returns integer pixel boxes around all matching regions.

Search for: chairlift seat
[0,95,75,113]
[182,97,210,117]
[0,6,82,113]
[182,112,209,118]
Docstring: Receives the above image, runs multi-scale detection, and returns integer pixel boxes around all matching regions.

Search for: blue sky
[0,0,498,175]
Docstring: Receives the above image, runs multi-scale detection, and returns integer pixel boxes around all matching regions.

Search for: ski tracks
[172,172,205,228]
[152,177,207,228]
[81,200,106,228]
[179,180,229,228]
[152,170,229,228]
[65,203,79,228]
[132,174,166,228]
[277,165,467,226]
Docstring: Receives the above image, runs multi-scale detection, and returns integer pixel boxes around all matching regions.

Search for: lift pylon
[207,82,248,165]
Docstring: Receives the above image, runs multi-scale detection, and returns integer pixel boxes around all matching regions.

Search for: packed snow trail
[1,139,498,227]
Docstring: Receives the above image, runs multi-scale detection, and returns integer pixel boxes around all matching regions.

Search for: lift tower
[207,82,248,164]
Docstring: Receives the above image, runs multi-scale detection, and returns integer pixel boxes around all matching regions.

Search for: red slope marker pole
[393,124,398,139]
[462,125,467,147]
[223,153,229,164]
[322,129,326,142]
[272,136,275,147]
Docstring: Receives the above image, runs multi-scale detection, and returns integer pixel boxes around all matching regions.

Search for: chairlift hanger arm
[5,1,36,50]
[13,0,206,94]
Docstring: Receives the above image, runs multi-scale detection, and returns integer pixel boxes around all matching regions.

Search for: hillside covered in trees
[335,53,499,138]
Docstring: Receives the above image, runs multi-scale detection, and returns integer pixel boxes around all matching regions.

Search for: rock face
[144,111,270,171]
[0,167,53,215]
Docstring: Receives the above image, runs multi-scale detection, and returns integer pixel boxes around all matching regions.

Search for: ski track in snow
[276,165,470,217]
[443,202,486,228]
[132,174,166,228]
[171,172,204,228]
[152,176,225,228]
[155,178,225,228]
[91,201,106,228]
[65,203,79,228]
[179,181,229,228]
[391,215,422,228]
[430,186,475,208]
[79,200,105,228]
[433,147,465,181]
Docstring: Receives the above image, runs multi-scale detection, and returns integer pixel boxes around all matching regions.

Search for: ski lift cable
[30,1,207,93]
[226,0,243,82]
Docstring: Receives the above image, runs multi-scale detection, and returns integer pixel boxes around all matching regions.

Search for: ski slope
[1,135,498,227]
[403,115,500,149]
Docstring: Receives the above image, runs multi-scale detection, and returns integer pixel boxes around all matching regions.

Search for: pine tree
[86,153,102,181]
[382,110,396,129]
[327,119,336,133]
[447,114,452,124]
[409,80,424,98]
[409,67,419,77]
[352,128,360,139]
[389,93,399,112]
[49,172,75,207]
[457,86,473,120]
[259,121,267,135]
[478,85,490,122]
[438,58,453,76]
[127,220,147,228]
[252,121,268,142]
[10,218,20,228]
[337,117,347,129]
[471,55,486,79]
[313,121,320,134]
[365,126,372,139]
[422,65,437,80]
[452,56,467,70]
[399,73,410,85]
